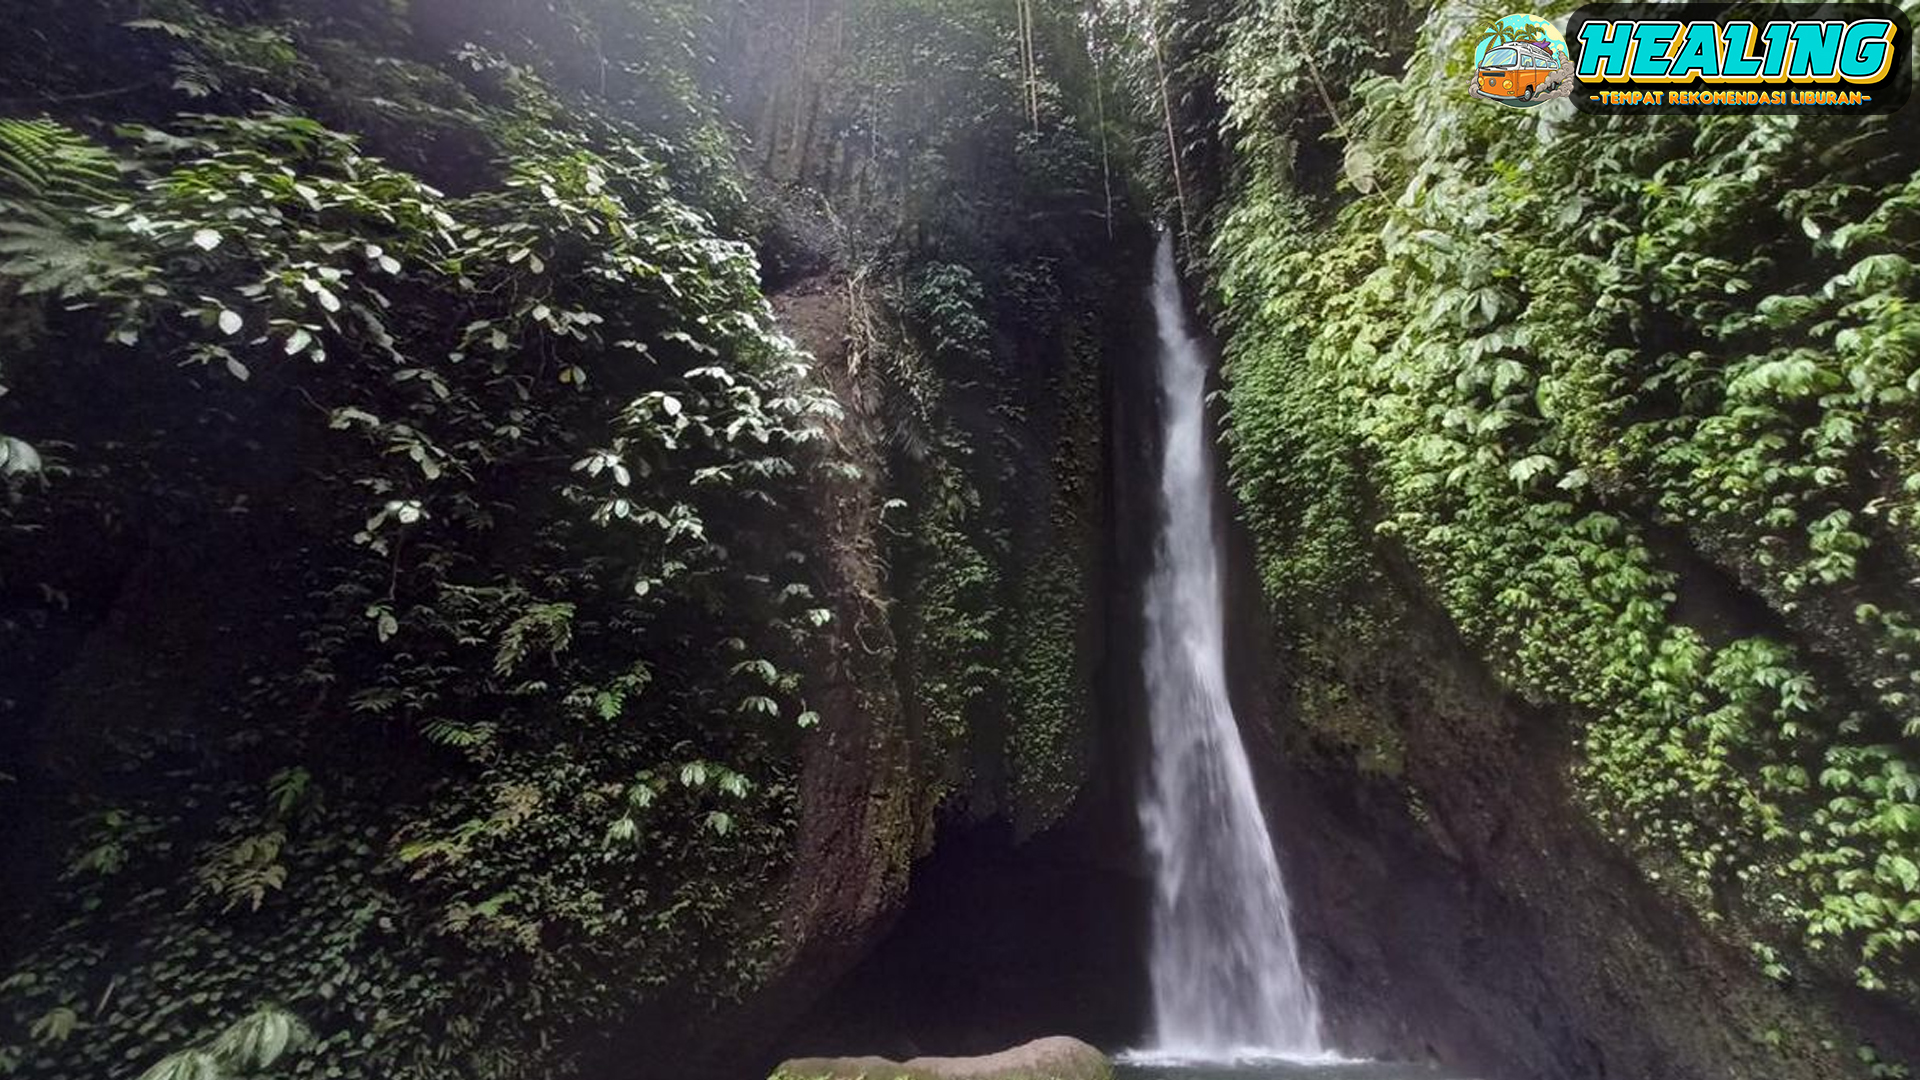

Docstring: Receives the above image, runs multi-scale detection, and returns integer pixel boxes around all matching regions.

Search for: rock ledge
[772,1036,1111,1080]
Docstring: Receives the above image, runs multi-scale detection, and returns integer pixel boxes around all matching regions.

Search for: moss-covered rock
[773,1036,1111,1080]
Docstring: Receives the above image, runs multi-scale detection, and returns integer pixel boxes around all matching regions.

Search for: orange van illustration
[1477,40,1561,101]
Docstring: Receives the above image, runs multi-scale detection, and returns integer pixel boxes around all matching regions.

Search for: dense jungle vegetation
[3,1,1920,1079]
[0,1,1129,1076]
[1162,0,1920,1073]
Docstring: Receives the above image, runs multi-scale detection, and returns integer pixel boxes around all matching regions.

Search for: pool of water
[1114,1056,1475,1080]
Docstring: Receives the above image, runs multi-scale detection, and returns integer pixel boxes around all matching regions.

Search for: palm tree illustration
[1478,20,1524,58]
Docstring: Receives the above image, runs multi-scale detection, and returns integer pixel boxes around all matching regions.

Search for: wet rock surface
[775,1036,1112,1080]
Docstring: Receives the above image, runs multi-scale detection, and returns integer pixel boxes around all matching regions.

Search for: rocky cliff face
[1227,558,1901,1079]
[680,217,1155,1075]
[737,247,1160,1072]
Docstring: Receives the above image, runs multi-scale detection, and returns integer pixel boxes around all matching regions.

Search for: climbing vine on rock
[1195,0,1920,1042]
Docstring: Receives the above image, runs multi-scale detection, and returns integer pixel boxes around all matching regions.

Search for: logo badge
[1568,4,1911,114]
[1471,14,1575,108]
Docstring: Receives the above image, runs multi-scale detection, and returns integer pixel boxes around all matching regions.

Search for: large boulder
[772,1036,1111,1080]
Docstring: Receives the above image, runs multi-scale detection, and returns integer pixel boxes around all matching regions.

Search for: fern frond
[0,123,132,296]
[0,218,108,296]
[0,118,121,207]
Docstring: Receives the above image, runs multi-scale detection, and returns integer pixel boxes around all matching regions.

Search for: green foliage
[0,119,122,217]
[1003,325,1104,831]
[1201,0,1920,1030]
[0,1,1131,1076]
[0,3,838,1078]
[1005,548,1089,826]
[908,263,994,365]
[137,1006,310,1080]
[895,450,1005,808]
[881,262,1113,831]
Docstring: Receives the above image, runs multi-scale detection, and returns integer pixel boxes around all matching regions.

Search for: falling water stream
[1119,234,1478,1080]
[1132,230,1326,1064]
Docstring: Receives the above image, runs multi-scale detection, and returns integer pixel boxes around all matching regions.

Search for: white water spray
[1135,230,1326,1062]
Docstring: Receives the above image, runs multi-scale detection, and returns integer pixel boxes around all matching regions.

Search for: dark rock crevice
[732,241,1162,1073]
[769,818,1150,1067]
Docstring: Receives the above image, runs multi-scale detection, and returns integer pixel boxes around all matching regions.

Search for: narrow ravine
[8,5,1920,1080]
[1133,232,1324,1063]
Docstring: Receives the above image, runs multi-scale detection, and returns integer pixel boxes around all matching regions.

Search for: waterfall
[1135,230,1326,1062]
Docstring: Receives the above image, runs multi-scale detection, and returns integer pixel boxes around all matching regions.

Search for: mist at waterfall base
[1125,235,1474,1080]
[1121,1053,1474,1068]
